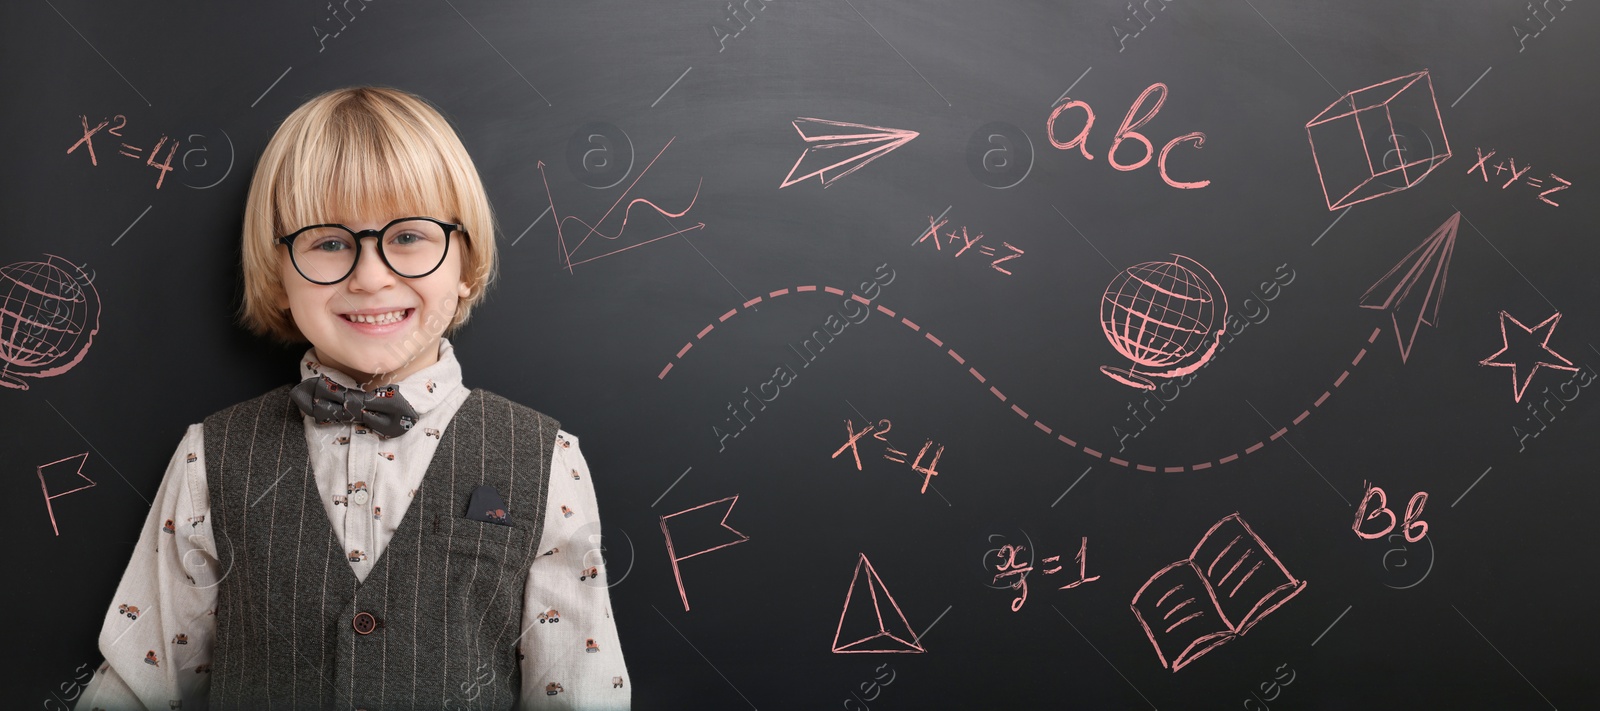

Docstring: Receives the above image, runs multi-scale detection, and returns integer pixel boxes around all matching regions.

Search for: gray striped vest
[203,384,558,710]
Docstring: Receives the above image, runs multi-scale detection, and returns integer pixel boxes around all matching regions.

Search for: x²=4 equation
[831,418,944,494]
[66,114,179,189]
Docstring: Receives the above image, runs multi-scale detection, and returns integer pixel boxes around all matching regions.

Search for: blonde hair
[238,86,498,344]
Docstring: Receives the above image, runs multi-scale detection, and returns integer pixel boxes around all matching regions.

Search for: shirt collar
[298,338,465,418]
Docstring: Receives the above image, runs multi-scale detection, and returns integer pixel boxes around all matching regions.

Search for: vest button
[352,611,379,635]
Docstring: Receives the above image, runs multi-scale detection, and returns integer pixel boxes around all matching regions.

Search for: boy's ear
[275,291,289,311]
[458,281,471,299]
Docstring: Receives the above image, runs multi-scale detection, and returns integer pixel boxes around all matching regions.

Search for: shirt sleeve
[76,424,220,711]
[519,431,631,709]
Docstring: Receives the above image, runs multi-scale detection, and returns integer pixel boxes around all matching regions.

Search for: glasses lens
[380,219,450,277]
[291,227,359,283]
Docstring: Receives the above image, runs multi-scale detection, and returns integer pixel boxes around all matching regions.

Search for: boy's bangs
[273,109,457,236]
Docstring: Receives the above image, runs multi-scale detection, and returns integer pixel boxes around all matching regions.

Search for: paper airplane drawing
[832,553,926,653]
[1359,212,1459,363]
[659,495,750,611]
[39,452,95,536]
[780,118,919,189]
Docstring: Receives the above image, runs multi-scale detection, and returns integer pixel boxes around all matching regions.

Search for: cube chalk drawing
[1305,70,1451,210]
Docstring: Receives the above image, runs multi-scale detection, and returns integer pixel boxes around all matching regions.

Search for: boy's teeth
[347,309,406,324]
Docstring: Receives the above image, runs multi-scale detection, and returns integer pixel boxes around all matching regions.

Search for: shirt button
[350,489,370,505]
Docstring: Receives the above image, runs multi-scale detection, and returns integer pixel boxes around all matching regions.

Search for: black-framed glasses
[276,216,465,285]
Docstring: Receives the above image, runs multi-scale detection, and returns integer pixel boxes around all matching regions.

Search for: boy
[77,86,629,709]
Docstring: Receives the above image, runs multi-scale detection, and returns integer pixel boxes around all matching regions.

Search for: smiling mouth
[341,308,414,325]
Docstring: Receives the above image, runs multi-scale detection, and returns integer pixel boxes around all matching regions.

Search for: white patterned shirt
[76,338,630,709]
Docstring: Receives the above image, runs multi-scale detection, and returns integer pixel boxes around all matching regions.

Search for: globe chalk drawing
[1,254,101,390]
[1099,255,1227,390]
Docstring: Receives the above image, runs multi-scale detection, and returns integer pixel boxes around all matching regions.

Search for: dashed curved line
[657,284,1383,472]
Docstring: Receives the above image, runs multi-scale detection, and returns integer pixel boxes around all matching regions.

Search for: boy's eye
[312,238,352,252]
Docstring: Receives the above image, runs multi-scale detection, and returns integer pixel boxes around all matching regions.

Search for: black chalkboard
[6,0,1597,708]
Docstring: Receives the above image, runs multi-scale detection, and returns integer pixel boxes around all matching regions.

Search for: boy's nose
[347,235,397,288]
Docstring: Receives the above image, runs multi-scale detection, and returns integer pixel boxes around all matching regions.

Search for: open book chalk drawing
[1130,513,1306,671]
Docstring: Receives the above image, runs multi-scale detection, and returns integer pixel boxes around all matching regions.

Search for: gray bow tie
[289,376,418,438]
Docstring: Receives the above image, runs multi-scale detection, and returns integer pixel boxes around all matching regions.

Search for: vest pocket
[440,516,535,587]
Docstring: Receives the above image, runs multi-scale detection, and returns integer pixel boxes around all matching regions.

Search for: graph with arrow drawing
[781,118,919,189]
[540,136,704,273]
